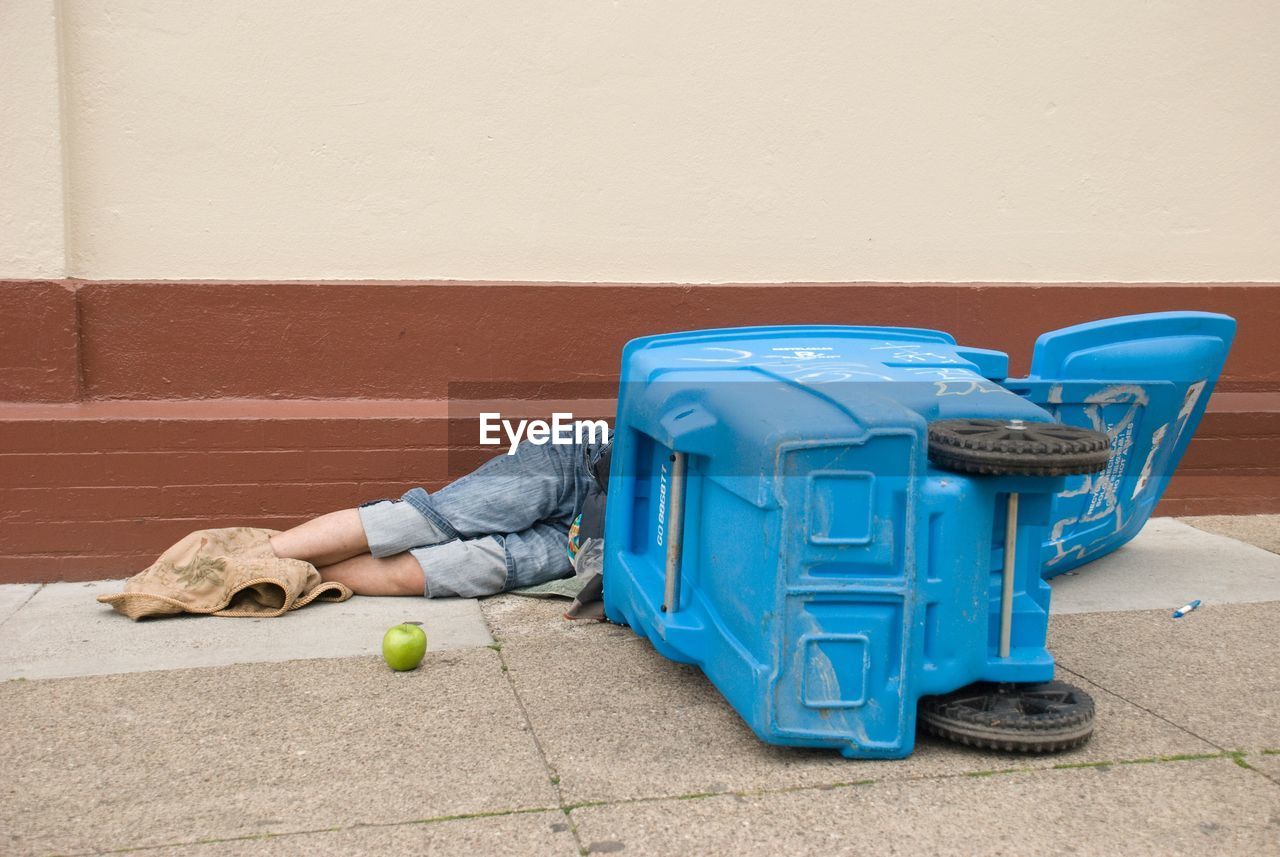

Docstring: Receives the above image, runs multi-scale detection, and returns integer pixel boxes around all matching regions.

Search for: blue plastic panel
[1010,312,1236,576]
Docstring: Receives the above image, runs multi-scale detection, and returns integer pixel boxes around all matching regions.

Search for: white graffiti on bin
[1045,383,1150,567]
[678,345,895,383]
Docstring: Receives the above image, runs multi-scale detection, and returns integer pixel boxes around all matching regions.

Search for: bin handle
[661,451,688,613]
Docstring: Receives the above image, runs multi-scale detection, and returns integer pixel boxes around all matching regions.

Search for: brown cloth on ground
[97,527,352,620]
[562,571,606,622]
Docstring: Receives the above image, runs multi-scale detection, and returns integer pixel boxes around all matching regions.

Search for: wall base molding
[2,280,1277,582]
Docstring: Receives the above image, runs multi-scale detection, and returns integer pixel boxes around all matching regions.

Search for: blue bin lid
[618,325,1052,461]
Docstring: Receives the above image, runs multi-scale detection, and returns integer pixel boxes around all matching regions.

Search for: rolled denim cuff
[357,499,452,558]
[408,536,509,598]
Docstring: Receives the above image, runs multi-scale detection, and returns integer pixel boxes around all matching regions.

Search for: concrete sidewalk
[0,580,492,681]
[2,515,1279,856]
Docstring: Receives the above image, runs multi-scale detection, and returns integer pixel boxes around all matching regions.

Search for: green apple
[382,623,428,671]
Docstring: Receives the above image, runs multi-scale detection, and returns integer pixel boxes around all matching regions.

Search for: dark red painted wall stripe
[3,280,1278,401]
[1,279,1277,583]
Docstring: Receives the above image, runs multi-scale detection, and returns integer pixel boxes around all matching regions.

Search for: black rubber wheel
[927,418,1110,476]
[918,681,1095,753]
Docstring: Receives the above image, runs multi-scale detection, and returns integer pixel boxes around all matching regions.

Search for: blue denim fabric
[401,439,607,591]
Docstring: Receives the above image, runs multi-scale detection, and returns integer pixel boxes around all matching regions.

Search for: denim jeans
[358,439,606,597]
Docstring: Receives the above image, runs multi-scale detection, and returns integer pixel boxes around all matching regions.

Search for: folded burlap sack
[98,527,352,620]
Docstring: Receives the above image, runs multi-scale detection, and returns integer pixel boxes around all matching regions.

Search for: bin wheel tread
[919,681,1095,753]
[927,419,1110,476]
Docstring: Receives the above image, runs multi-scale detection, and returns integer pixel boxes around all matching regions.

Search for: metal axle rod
[1000,491,1019,659]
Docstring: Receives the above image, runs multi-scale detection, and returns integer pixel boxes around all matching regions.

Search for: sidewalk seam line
[561,751,1247,816]
[1178,518,1280,558]
[1054,661,1229,752]
[61,752,1249,854]
[1229,752,1280,789]
[0,583,45,632]
[66,805,563,856]
[490,642,588,856]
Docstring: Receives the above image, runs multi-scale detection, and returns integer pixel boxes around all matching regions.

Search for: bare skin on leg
[270,509,423,596]
[316,551,425,597]
[269,509,370,567]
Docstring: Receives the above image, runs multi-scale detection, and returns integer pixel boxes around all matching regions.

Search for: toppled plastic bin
[602,312,1234,759]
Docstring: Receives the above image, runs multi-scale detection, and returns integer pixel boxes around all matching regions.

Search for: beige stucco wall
[0,1,65,279]
[5,1,1280,281]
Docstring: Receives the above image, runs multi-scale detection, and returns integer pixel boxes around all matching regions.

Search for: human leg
[267,498,517,598]
[399,518,575,598]
[268,509,370,566]
[270,495,453,562]
[315,551,426,596]
[273,440,605,597]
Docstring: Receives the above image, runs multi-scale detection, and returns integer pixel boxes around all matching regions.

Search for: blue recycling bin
[602,313,1234,759]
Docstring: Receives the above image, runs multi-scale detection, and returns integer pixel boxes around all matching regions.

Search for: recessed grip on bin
[660,451,688,614]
